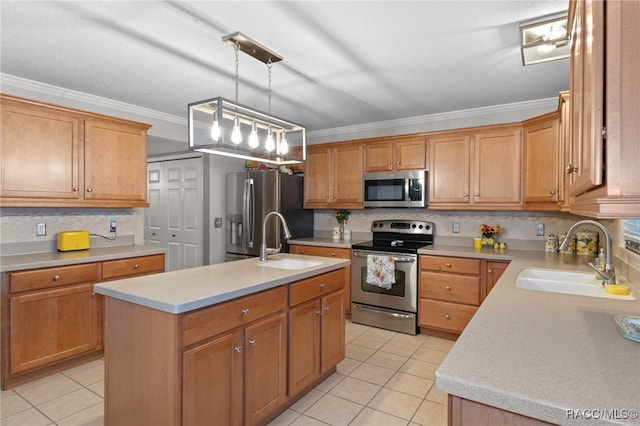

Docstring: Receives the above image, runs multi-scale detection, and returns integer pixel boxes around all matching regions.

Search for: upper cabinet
[0,95,150,208]
[364,136,426,172]
[565,0,640,217]
[303,142,363,209]
[428,125,522,209]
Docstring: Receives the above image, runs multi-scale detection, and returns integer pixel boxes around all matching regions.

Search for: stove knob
[419,224,423,229]
[379,223,384,228]
[412,224,416,228]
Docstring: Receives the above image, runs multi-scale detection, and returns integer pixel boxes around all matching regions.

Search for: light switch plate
[36,222,46,236]
[536,223,545,236]
[452,222,460,233]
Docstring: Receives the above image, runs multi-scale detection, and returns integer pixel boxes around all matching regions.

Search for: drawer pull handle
[445,263,452,268]
[316,310,322,315]
[324,306,330,312]
[445,314,451,320]
[320,283,326,288]
[134,264,140,269]
[242,308,250,316]
[53,275,61,281]
[445,286,451,291]
[249,339,256,346]
[234,346,242,353]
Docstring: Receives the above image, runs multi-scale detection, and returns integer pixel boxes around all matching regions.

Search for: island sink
[258,258,322,270]
[516,268,636,300]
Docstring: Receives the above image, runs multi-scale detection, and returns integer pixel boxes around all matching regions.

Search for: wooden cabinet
[0,94,150,208]
[288,269,345,397]
[522,112,562,210]
[565,0,640,217]
[1,253,165,389]
[419,255,509,335]
[303,142,363,209]
[557,91,573,211]
[449,395,554,426]
[427,125,522,209]
[364,136,426,172]
[288,244,351,315]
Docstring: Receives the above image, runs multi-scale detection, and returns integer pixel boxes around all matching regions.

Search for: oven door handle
[352,251,416,263]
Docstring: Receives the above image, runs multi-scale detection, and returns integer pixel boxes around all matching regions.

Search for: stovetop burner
[351,219,434,254]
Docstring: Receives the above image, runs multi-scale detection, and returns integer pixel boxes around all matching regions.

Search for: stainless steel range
[351,219,434,335]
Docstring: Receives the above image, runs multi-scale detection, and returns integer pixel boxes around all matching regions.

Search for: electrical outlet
[36,222,46,236]
[214,217,223,228]
[452,222,460,233]
[536,223,545,236]
[109,219,117,233]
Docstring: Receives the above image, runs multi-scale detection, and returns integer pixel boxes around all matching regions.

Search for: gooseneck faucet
[558,220,615,284]
[260,211,293,261]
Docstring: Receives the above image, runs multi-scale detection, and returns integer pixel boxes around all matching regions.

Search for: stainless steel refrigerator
[226,170,314,261]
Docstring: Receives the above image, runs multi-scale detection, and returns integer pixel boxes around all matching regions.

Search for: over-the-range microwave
[363,170,427,208]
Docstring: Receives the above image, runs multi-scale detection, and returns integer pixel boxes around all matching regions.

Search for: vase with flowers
[334,209,351,240]
[480,224,502,247]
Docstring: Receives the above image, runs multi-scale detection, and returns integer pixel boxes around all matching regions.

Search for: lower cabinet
[449,395,554,426]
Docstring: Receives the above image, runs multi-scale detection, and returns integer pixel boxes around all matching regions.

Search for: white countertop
[94,253,350,314]
[428,247,640,425]
[288,236,368,249]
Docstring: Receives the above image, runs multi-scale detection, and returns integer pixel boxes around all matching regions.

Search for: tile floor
[0,321,452,425]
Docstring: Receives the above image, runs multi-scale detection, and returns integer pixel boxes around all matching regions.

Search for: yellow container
[57,231,90,251]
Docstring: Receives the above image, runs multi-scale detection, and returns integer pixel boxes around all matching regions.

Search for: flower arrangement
[480,224,502,248]
[334,209,351,224]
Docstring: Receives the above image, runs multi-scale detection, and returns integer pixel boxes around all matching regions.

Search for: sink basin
[258,258,323,270]
[516,268,636,300]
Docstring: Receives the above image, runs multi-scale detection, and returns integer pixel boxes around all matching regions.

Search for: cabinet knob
[332,195,337,199]
[445,263,452,268]
[234,346,242,353]
[474,192,480,197]
[566,163,578,174]
[331,253,336,257]
[488,269,493,273]
[463,193,469,198]
[445,314,451,320]
[549,190,556,196]
[133,264,139,269]
[387,161,392,165]
[249,339,256,346]
[315,310,322,315]
[91,291,96,296]
[324,306,331,312]
[86,188,93,192]
[445,286,451,291]
[396,161,400,165]
[300,249,305,254]
[73,187,79,192]
[53,275,61,281]
[325,195,330,199]
[241,308,250,315]
[320,283,326,288]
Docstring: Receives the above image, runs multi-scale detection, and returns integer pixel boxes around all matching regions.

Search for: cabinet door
[364,140,394,172]
[523,114,561,206]
[332,144,364,207]
[183,331,243,426]
[84,119,148,203]
[484,261,509,298]
[473,128,522,204]
[304,146,332,207]
[288,298,321,396]
[1,102,81,200]
[244,312,288,426]
[395,137,426,170]
[9,283,99,374]
[320,290,345,372]
[428,134,471,204]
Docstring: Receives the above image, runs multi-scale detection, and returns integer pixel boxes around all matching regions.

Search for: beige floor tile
[345,322,370,344]
[425,385,448,405]
[379,340,421,357]
[362,327,397,341]
[62,361,104,387]
[422,336,455,353]
[411,400,448,426]
[411,346,448,364]
[36,388,102,422]
[314,372,344,392]
[304,393,363,425]
[335,357,361,376]
[0,391,31,419]
[399,359,439,381]
[367,388,422,421]
[291,389,325,413]
[1,407,52,426]
[350,334,390,350]
[345,343,376,362]
[349,362,395,386]
[87,381,104,398]
[56,401,104,426]
[366,350,408,371]
[268,408,301,425]
[385,372,434,399]
[329,376,382,405]
[389,333,428,346]
[350,407,409,425]
[13,373,83,406]
[289,414,330,425]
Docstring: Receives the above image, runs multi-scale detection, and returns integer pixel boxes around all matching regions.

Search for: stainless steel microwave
[363,170,427,208]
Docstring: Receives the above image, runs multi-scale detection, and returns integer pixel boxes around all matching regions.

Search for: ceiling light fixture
[520,13,570,66]
[188,32,306,165]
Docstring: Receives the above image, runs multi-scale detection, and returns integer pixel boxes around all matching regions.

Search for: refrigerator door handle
[243,178,255,248]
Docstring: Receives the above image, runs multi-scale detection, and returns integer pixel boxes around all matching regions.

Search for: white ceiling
[1,0,570,135]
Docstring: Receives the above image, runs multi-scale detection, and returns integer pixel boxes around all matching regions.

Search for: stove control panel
[371,220,434,235]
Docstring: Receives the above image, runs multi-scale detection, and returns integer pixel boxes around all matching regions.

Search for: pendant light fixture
[188,32,306,165]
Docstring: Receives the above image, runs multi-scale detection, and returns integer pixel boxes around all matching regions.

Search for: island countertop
[93,253,349,314]
[425,247,640,425]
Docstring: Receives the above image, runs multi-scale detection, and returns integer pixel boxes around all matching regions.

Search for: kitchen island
[93,253,350,426]
[421,246,640,425]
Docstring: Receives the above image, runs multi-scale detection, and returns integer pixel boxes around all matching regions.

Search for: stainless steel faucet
[260,211,293,261]
[558,220,615,284]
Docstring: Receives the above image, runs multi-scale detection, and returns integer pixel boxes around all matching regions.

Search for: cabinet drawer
[419,299,477,333]
[183,286,287,347]
[291,245,350,259]
[420,255,480,275]
[102,254,165,280]
[420,272,480,305]
[289,269,344,306]
[9,263,100,293]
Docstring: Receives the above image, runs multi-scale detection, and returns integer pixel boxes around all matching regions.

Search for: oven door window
[364,179,405,202]
[358,265,406,297]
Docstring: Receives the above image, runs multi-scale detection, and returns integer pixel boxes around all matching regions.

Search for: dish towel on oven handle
[366,255,396,290]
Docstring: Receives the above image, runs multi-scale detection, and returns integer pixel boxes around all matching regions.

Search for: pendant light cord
[234,41,240,103]
[267,57,272,113]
